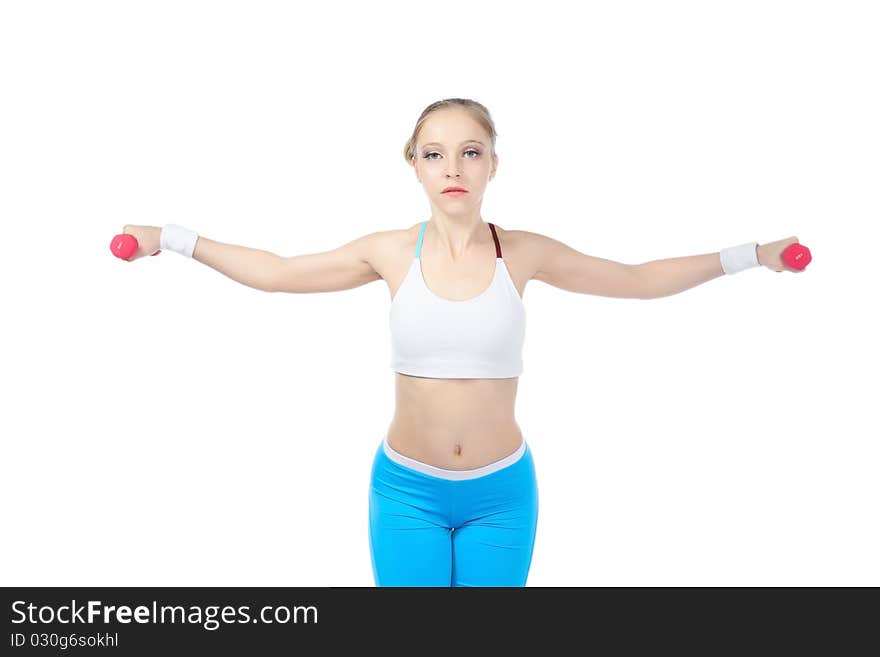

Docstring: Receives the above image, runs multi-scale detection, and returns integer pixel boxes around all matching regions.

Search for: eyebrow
[420,140,485,149]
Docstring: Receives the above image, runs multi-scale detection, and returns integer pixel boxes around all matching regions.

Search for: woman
[118,97,804,586]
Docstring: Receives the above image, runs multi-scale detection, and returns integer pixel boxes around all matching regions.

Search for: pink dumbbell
[110,233,160,260]
[781,243,811,271]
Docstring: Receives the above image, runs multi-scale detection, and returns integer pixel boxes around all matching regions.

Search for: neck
[426,210,488,260]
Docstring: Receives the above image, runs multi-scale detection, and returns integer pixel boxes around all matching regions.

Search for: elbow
[631,264,656,300]
[630,263,686,300]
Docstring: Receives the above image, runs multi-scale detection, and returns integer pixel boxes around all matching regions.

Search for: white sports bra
[389,221,526,379]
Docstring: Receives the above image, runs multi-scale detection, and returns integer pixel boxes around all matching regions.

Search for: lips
[442,187,467,193]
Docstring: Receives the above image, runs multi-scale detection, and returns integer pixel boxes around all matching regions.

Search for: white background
[1,0,877,587]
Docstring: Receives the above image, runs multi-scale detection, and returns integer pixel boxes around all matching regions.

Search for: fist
[120,225,161,260]
[757,236,803,273]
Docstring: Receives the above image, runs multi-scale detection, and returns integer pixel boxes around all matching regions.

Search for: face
[412,108,498,209]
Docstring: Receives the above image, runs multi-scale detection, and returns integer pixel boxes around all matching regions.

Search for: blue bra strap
[415,221,427,259]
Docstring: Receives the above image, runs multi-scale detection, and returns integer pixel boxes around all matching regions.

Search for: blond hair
[403,98,498,165]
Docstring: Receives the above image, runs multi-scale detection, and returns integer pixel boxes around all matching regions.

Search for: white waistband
[382,436,526,481]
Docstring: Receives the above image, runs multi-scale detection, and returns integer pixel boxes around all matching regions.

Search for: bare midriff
[386,373,523,470]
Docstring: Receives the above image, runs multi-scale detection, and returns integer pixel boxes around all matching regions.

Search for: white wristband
[160,224,199,258]
[720,242,759,275]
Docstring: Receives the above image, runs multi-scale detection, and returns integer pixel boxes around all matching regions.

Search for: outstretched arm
[120,223,285,292]
[121,224,383,294]
[270,231,383,294]
[195,229,383,294]
[634,236,802,299]
[634,251,725,299]
[527,231,644,299]
[526,230,802,300]
[192,235,284,292]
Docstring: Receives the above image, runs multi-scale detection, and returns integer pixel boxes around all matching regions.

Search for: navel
[454,443,462,456]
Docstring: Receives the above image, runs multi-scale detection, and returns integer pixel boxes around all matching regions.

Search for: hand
[757,236,803,273]
[120,225,161,260]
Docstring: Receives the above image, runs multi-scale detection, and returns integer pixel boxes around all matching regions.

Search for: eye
[423,149,481,160]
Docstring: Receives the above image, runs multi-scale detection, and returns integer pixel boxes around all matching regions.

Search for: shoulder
[366,223,421,256]
[490,226,542,249]
[494,227,546,277]
[502,228,570,262]
[353,224,413,251]
[359,223,422,277]
[495,228,600,282]
[501,228,548,248]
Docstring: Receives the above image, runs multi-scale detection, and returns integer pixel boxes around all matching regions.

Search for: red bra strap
[488,223,502,258]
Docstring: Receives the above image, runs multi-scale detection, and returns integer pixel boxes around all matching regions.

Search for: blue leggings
[368,436,539,586]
